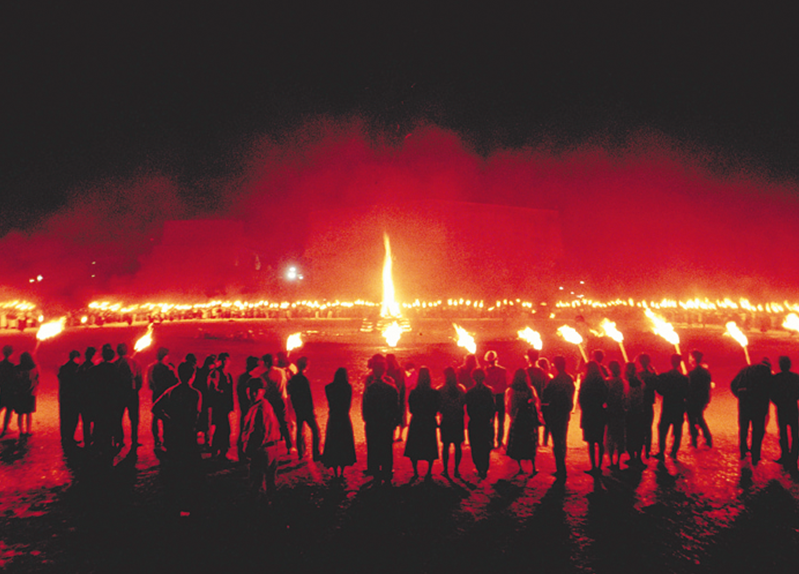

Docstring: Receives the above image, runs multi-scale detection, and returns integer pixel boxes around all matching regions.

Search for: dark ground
[2,318,799,573]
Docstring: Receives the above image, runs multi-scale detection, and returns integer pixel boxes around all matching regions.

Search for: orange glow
[600,318,623,342]
[453,323,476,354]
[382,321,403,348]
[36,317,65,341]
[644,309,680,346]
[381,233,401,319]
[517,327,543,350]
[286,332,303,352]
[134,323,155,353]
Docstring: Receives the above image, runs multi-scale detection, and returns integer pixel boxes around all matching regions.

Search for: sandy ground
[2,318,799,573]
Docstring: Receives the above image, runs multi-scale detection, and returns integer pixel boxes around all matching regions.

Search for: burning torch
[133,323,155,355]
[725,321,751,365]
[644,309,686,374]
[35,316,66,354]
[453,323,477,355]
[783,313,799,335]
[518,327,543,351]
[600,318,628,363]
[286,332,303,354]
[557,325,588,363]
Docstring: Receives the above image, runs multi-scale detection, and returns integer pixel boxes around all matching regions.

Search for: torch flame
[725,321,748,348]
[286,332,303,352]
[557,325,583,345]
[645,309,680,346]
[134,323,155,353]
[381,233,401,319]
[36,317,66,341]
[453,323,476,354]
[783,313,799,333]
[518,327,543,350]
[382,321,403,348]
[600,318,624,342]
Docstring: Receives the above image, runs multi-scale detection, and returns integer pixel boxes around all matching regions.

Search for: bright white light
[36,275,43,282]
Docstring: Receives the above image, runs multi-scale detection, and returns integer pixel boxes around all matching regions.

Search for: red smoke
[3,121,799,306]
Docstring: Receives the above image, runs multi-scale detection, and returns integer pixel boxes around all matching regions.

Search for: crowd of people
[1,341,799,506]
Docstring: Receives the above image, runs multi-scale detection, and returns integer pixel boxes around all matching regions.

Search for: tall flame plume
[381,233,400,319]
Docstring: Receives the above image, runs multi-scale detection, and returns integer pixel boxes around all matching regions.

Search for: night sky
[3,2,799,301]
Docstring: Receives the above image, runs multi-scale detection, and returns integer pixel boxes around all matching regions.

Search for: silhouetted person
[526,349,549,446]
[654,354,689,460]
[259,354,292,452]
[771,356,799,472]
[115,343,143,449]
[148,347,177,450]
[76,347,96,447]
[287,356,320,460]
[605,360,627,469]
[625,362,646,466]
[505,368,540,475]
[579,361,607,475]
[209,352,234,459]
[194,354,217,449]
[457,354,478,391]
[321,368,357,479]
[637,353,658,458]
[240,377,281,504]
[537,357,554,446]
[0,345,15,437]
[362,353,400,483]
[543,356,575,480]
[13,352,38,438]
[57,350,82,450]
[386,353,407,441]
[439,366,466,479]
[592,349,610,378]
[484,350,508,448]
[90,344,119,457]
[687,350,713,448]
[404,366,440,480]
[731,357,773,465]
[237,356,260,460]
[152,361,202,461]
[466,368,495,479]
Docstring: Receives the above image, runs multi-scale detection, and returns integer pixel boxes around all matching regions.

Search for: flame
[783,313,799,333]
[725,321,748,348]
[36,317,66,341]
[381,233,401,319]
[286,332,303,352]
[518,327,543,350]
[134,323,155,352]
[644,309,680,346]
[600,318,624,342]
[453,323,476,354]
[382,321,403,348]
[557,325,583,345]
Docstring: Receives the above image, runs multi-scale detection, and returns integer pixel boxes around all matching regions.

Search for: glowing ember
[134,323,155,353]
[644,309,680,346]
[557,325,583,345]
[783,313,799,333]
[453,323,476,354]
[517,327,543,350]
[382,321,403,348]
[380,233,401,319]
[286,332,303,352]
[36,317,66,341]
[725,321,751,365]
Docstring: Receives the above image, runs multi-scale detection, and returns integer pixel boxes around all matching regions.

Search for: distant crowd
[1,341,798,505]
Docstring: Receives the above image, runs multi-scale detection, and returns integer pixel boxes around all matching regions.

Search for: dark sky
[3,2,799,301]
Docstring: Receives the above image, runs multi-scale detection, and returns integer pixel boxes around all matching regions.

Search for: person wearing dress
[505,369,541,475]
[321,368,357,478]
[438,366,466,479]
[605,360,628,470]
[404,367,441,480]
[13,352,39,438]
[578,361,607,475]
